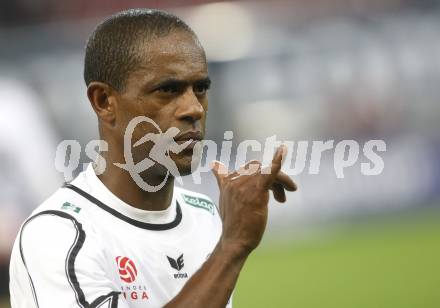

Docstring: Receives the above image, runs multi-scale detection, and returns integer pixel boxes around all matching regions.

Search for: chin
[173,151,201,177]
[177,167,193,177]
[175,158,195,176]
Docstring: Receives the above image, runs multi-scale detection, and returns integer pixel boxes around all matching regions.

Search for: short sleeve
[14,210,129,308]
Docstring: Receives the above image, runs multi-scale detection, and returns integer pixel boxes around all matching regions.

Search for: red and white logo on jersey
[116,256,138,283]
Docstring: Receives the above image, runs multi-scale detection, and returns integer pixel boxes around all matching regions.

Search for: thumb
[210,160,228,187]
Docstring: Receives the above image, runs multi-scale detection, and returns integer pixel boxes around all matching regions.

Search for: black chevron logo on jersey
[167,254,184,271]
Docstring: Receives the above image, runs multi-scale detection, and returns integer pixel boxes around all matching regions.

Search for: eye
[158,84,179,94]
[193,82,210,96]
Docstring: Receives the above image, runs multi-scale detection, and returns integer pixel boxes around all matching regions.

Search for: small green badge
[61,202,81,213]
[182,194,215,215]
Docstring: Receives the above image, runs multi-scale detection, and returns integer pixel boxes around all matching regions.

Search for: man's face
[113,30,209,178]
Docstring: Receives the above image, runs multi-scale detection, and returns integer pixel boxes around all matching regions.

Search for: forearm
[164,241,249,308]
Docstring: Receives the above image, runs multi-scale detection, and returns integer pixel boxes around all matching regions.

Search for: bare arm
[164,145,297,308]
[164,241,248,308]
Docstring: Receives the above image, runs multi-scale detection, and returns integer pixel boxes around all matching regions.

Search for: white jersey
[9,164,228,307]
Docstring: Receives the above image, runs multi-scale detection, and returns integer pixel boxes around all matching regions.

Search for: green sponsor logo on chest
[181,194,215,215]
[61,202,81,213]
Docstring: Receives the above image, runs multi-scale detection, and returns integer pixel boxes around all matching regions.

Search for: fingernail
[279,145,286,155]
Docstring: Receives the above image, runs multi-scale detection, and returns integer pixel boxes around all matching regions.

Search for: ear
[87,81,118,127]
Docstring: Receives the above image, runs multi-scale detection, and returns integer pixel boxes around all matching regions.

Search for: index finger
[261,145,286,188]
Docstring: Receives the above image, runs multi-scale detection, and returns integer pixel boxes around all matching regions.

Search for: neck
[96,151,175,211]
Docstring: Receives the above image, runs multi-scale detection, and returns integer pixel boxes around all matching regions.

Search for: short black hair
[84,8,196,91]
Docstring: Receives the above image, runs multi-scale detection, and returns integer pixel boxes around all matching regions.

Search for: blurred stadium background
[1,0,440,307]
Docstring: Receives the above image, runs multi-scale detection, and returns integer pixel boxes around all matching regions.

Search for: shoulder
[10,191,118,308]
[19,209,84,258]
[28,182,94,226]
[20,188,91,256]
[15,188,104,274]
[15,184,98,262]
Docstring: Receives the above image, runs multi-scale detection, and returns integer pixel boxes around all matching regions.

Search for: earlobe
[87,82,117,126]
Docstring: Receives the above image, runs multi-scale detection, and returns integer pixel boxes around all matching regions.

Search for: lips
[174,131,203,151]
[175,131,203,142]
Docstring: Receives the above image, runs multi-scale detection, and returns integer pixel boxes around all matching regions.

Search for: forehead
[131,31,207,83]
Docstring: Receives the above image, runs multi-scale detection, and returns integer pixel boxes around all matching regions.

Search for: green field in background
[235,208,440,308]
[2,208,439,308]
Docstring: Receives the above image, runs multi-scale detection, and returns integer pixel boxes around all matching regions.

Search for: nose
[174,88,204,123]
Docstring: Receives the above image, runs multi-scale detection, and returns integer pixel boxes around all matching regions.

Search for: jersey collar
[67,163,182,231]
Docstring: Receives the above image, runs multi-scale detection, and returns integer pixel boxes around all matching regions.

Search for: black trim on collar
[63,183,182,231]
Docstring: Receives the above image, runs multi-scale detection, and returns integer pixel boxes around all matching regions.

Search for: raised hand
[211,145,297,256]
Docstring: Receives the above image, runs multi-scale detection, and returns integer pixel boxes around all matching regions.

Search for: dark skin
[88,30,209,211]
[87,29,297,307]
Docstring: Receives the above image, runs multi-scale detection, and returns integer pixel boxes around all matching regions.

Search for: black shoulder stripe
[63,183,182,231]
[19,210,120,308]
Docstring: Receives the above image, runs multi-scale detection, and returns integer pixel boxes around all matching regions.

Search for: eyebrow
[151,76,211,91]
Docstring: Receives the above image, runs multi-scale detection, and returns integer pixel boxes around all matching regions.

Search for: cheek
[114,99,152,141]
[117,97,142,122]
[123,97,163,125]
[149,103,180,132]
[134,104,178,141]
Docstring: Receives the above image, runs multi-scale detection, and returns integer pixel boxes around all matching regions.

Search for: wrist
[217,238,253,261]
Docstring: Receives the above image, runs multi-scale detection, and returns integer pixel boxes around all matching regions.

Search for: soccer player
[9,9,297,308]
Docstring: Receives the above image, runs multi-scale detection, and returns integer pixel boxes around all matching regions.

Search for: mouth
[174,131,203,149]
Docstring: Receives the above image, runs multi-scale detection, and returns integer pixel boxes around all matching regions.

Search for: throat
[97,163,175,212]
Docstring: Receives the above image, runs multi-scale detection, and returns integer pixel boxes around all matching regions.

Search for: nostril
[181,115,195,123]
